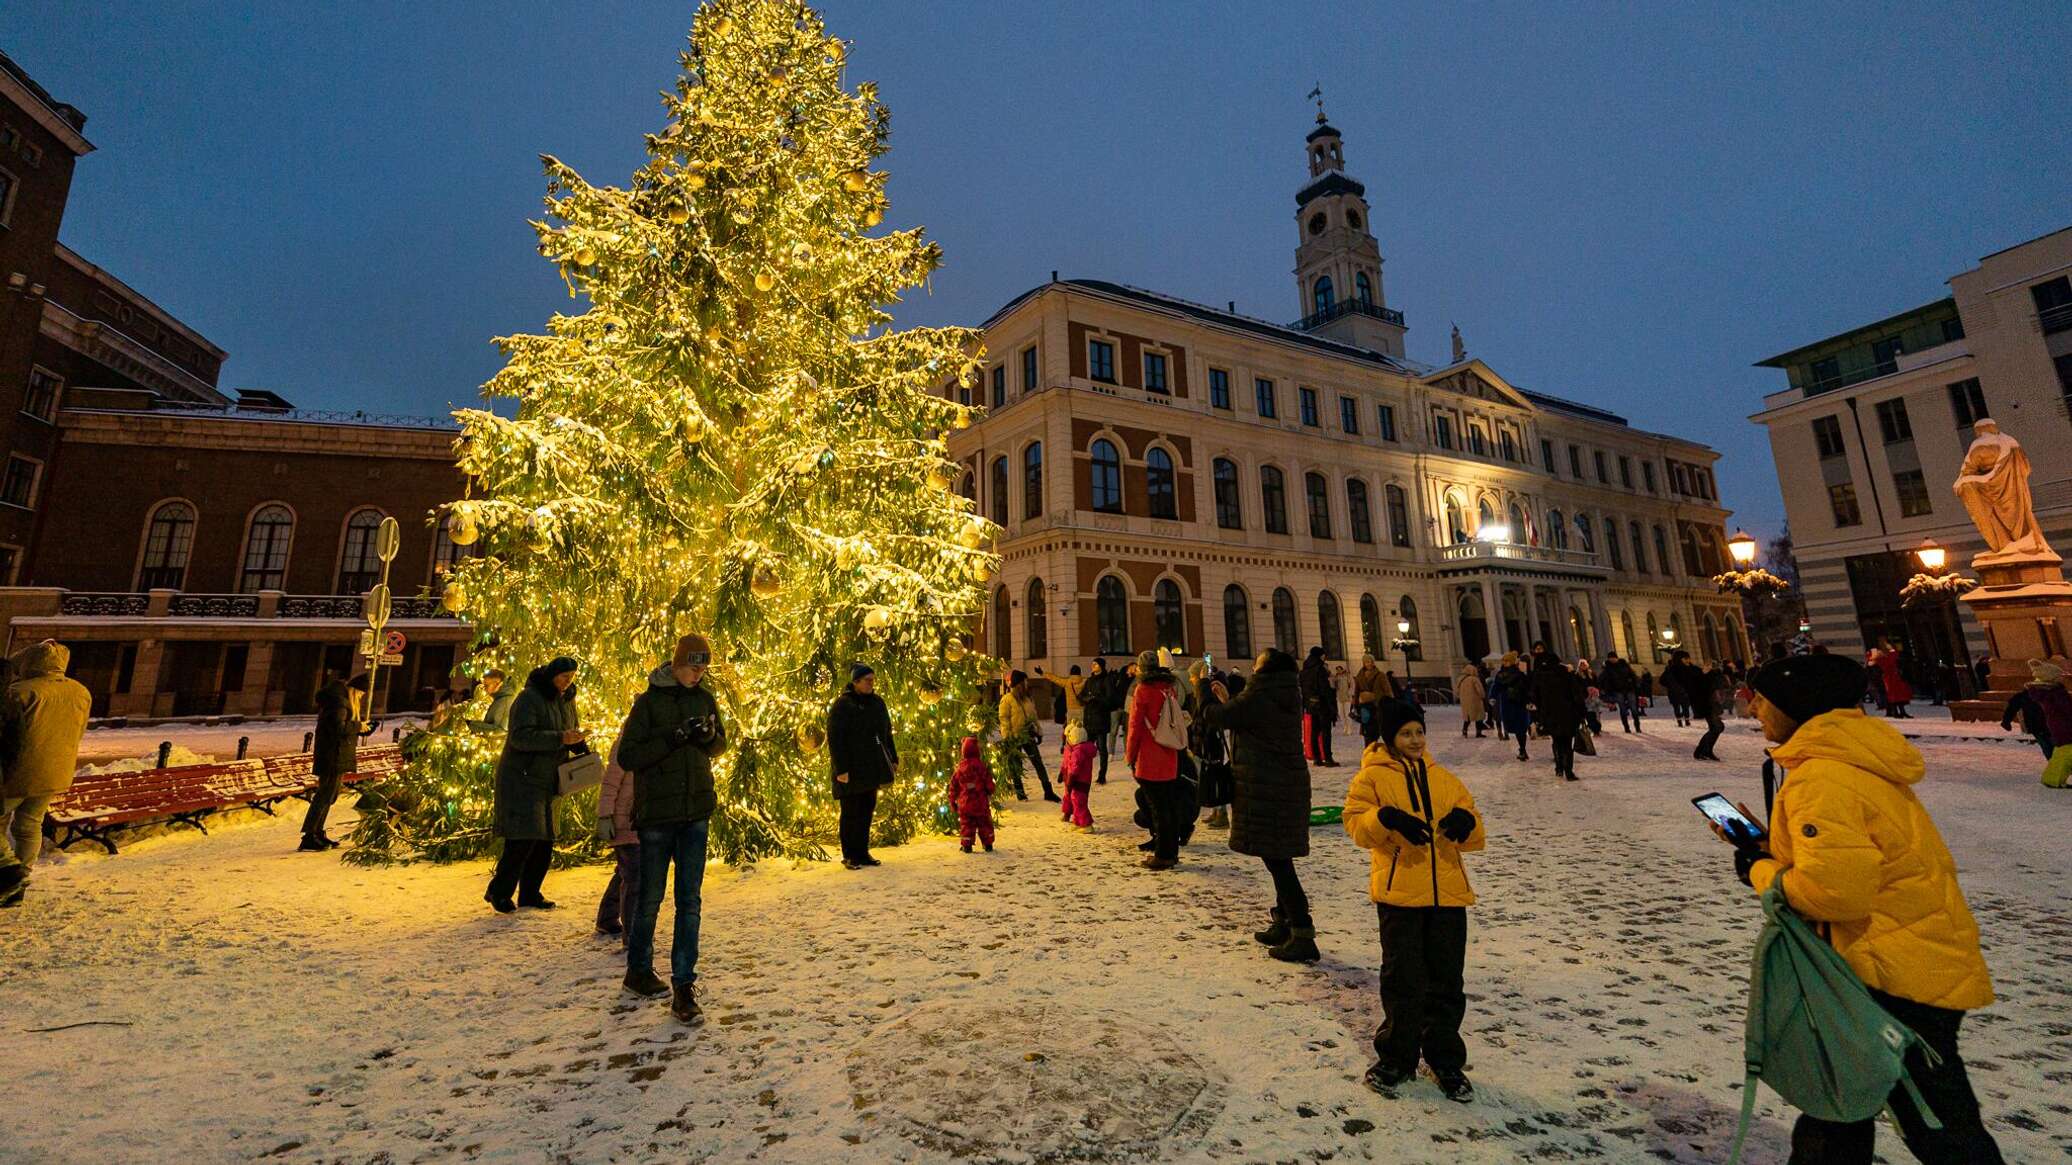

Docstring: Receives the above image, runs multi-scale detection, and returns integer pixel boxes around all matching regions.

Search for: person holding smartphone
[487,657,584,913]
[1716,654,2001,1163]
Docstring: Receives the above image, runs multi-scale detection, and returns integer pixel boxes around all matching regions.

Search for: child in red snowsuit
[1059,720,1096,829]
[949,736,996,852]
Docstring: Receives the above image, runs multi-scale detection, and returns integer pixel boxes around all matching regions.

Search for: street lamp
[1728,529,1758,566]
[1391,615,1419,693]
[1914,538,1947,573]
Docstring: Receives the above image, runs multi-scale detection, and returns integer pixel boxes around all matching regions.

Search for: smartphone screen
[1693,793,1765,843]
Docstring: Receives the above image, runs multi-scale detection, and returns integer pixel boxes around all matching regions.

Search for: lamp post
[1658,625,1679,665]
[1910,538,1974,699]
[1728,529,1757,568]
[1391,615,1419,696]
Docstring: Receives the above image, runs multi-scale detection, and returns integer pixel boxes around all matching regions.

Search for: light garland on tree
[349,0,1004,866]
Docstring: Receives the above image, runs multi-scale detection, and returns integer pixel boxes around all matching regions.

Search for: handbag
[557,747,605,796]
[1198,759,1235,808]
[1574,726,1597,756]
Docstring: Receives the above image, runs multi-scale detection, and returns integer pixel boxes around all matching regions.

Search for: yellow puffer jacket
[997,690,1035,740]
[1344,743,1485,907]
[1749,709,1993,1011]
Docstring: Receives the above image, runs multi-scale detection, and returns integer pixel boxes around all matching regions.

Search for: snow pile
[74,743,217,775]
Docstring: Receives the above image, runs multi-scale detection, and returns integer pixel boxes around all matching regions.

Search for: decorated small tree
[350,0,998,865]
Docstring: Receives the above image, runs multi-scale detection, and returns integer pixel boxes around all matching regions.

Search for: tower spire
[1308,84,1326,125]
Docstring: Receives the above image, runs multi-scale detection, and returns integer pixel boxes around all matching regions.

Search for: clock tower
[1292,100,1406,357]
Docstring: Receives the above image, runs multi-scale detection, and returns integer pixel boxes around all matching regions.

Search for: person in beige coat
[0,641,93,906]
[1454,665,1488,738]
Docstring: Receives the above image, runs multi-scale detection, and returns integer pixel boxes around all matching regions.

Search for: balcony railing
[168,593,260,618]
[1290,299,1406,333]
[44,590,456,620]
[2040,302,2072,336]
[57,592,149,616]
[1438,540,1603,570]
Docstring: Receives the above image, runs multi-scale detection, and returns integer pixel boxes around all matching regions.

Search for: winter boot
[982,841,994,852]
[1269,922,1320,964]
[670,983,703,1024]
[298,835,329,852]
[518,895,557,910]
[1430,1068,1474,1103]
[483,890,516,914]
[623,967,669,998]
[1253,907,1290,947]
[960,843,972,853]
[0,864,26,908]
[1363,1062,1414,1098]
[1140,855,1176,871]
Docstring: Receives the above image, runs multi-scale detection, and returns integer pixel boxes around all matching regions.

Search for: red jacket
[1059,740,1096,787]
[1871,650,1912,704]
[1125,677,1180,782]
[948,736,994,816]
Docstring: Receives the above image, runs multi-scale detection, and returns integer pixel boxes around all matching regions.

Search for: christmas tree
[349,0,999,866]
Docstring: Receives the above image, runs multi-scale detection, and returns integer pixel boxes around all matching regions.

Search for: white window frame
[0,453,42,510]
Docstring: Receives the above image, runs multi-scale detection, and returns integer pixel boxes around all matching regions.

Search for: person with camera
[828,663,898,868]
[617,634,728,1023]
[1202,648,1315,963]
[486,657,584,913]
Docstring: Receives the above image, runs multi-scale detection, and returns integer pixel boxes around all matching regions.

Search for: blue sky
[7,2,2068,535]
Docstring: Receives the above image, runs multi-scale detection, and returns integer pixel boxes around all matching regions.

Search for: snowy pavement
[3,717,2067,1163]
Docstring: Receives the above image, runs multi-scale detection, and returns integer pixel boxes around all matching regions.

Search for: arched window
[1026,577,1047,660]
[1630,520,1649,575]
[1508,502,1525,540]
[1022,443,1043,520]
[1398,596,1423,662]
[1347,479,1373,543]
[1153,579,1185,650]
[1095,575,1130,655]
[1272,588,1299,653]
[1604,518,1623,569]
[337,508,388,594]
[1621,610,1636,658]
[1444,494,1468,545]
[1318,591,1345,659]
[993,584,1013,659]
[1702,613,1721,663]
[1223,584,1253,660]
[1213,458,1242,529]
[1670,613,1686,654]
[1385,484,1410,547]
[1146,447,1177,520]
[1354,271,1373,307]
[1090,439,1123,514]
[1312,276,1335,316]
[1476,497,1495,533]
[1305,472,1332,539]
[430,518,475,591]
[958,467,976,504]
[1260,466,1288,534]
[1548,509,1568,549]
[137,500,196,590]
[1680,523,1705,577]
[1575,513,1595,553]
[239,504,295,594]
[1647,612,1663,662]
[989,455,1009,525]
[1360,594,1382,658]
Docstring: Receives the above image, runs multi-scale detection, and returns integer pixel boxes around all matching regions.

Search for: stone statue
[1953,419,2055,564]
[1451,324,1466,365]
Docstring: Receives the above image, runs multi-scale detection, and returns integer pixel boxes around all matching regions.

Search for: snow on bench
[47,744,406,855]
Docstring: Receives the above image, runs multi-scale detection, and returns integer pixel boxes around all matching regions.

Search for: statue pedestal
[1949,556,2072,722]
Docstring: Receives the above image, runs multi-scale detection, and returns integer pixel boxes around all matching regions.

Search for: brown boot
[670,982,702,1024]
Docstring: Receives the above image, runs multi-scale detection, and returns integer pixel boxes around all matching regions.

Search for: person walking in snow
[0,641,91,907]
[1528,653,1586,782]
[1666,650,1723,761]
[1722,654,2003,1162]
[302,673,372,851]
[1202,648,1315,963]
[1345,700,1484,1103]
[1869,640,1914,719]
[828,663,898,868]
[1299,647,1339,767]
[617,635,726,1023]
[1058,721,1096,829]
[1662,661,1692,726]
[487,657,584,914]
[948,735,996,851]
[1453,664,1487,738]
[1125,650,1185,870]
[997,670,1058,802]
[1493,652,1532,760]
[1599,652,1641,733]
[593,743,638,939]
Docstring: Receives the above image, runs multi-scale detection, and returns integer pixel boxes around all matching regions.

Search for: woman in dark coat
[485,657,583,912]
[1494,653,1533,760]
[300,673,370,851]
[1203,648,1317,963]
[1297,647,1339,766]
[826,663,897,869]
[1527,654,1585,782]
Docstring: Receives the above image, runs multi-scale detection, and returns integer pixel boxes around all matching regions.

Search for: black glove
[1733,845,1772,887]
[669,715,714,747]
[1377,805,1432,846]
[1437,807,1476,844]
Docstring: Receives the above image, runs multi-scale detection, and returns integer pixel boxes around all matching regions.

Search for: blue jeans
[628,819,710,986]
[1614,692,1640,730]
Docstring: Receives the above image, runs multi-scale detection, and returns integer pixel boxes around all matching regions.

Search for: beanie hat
[850,662,875,684]
[1009,669,1027,687]
[673,633,711,668]
[1136,649,1161,675]
[2029,658,2064,685]
[1375,699,1426,748]
[1065,721,1086,746]
[1749,654,1866,725]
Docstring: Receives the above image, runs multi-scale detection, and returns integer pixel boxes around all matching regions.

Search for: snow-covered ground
[75,716,429,767]
[4,716,2067,1164]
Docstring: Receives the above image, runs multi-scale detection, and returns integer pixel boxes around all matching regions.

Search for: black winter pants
[1695,711,1724,758]
[1550,732,1576,776]
[301,769,342,839]
[1262,856,1309,924]
[1788,990,2003,1164]
[1374,905,1468,1074]
[1015,740,1055,798]
[488,837,552,903]
[1092,730,1110,782]
[837,787,878,863]
[1136,778,1183,860]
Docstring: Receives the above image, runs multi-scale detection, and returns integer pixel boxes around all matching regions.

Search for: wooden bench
[47,744,405,855]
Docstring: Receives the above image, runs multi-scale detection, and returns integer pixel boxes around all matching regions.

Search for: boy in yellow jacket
[1344,700,1485,1103]
[1726,654,2002,1164]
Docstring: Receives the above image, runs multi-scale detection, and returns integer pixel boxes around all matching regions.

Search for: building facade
[1749,225,2072,670]
[948,116,1740,685]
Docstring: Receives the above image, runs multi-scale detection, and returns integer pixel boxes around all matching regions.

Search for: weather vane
[1308,84,1326,123]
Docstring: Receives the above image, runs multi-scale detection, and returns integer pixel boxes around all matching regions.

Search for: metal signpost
[362,516,402,720]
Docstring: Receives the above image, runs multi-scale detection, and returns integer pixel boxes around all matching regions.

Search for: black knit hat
[1375,699,1426,747]
[1749,654,1867,725]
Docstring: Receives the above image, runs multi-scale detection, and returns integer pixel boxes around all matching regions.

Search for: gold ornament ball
[685,171,707,191]
[967,558,991,583]
[712,16,735,35]
[440,585,466,612]
[919,684,942,707]
[951,409,970,430]
[796,723,824,752]
[750,564,781,598]
[944,639,967,663]
[958,518,986,548]
[926,468,951,491]
[573,246,598,267]
[665,202,690,225]
[755,270,776,293]
[863,207,884,228]
[842,170,870,193]
[446,509,480,547]
[826,39,846,64]
[863,606,892,632]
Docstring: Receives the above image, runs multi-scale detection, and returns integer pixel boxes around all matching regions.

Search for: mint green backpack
[1727,883,1943,1162]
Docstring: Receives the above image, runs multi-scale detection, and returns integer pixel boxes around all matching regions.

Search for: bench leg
[249,799,278,817]
[57,825,119,856]
[169,812,211,836]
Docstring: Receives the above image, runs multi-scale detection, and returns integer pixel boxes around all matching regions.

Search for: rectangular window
[0,455,39,509]
[1893,469,1932,518]
[1946,378,1986,428]
[1654,526,1672,575]
[1568,445,1583,477]
[1594,450,1609,483]
[2031,275,2072,335]
[1541,439,1556,473]
[1809,356,1840,391]
[1377,403,1397,441]
[1499,430,1517,462]
[1869,336,1904,375]
[1643,462,1657,493]
[990,365,1006,408]
[1618,456,1633,488]
[1208,367,1231,410]
[0,168,15,227]
[1298,387,1319,426]
[1812,416,1846,458]
[1874,398,1912,444]
[1088,339,1116,383]
[957,385,972,407]
[1434,414,1455,450]
[1339,395,1358,435]
[1386,486,1411,548]
[1828,482,1863,528]
[2054,352,2072,408]
[23,366,62,421]
[1022,346,1038,394]
[1144,351,1168,394]
[1467,425,1487,456]
[1255,377,1277,418]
